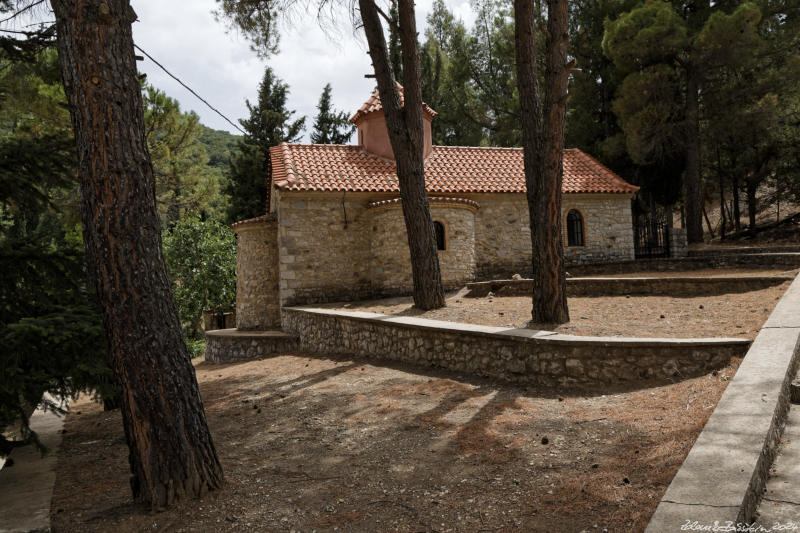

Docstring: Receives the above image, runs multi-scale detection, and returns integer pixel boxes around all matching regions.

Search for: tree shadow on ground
[53,348,734,532]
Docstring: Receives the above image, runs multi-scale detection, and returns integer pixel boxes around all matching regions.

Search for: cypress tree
[310,83,353,145]
[225,66,304,223]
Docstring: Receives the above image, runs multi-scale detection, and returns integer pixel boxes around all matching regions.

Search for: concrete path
[645,272,800,530]
[757,399,800,525]
[0,396,67,533]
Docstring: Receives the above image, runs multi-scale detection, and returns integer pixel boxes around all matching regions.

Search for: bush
[0,222,116,455]
[162,213,236,339]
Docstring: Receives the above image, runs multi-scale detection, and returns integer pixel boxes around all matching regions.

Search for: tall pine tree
[225,66,304,223]
[52,0,223,506]
[143,86,225,225]
[310,83,353,144]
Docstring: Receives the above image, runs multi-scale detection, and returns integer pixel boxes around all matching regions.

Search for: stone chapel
[230,87,639,330]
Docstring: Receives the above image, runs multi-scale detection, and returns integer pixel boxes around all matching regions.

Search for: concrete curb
[0,395,67,533]
[645,273,800,531]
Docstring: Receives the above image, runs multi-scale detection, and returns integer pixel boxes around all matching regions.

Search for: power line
[0,0,46,26]
[134,44,246,135]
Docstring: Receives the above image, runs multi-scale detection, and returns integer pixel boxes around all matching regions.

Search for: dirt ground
[326,281,790,340]
[51,353,742,533]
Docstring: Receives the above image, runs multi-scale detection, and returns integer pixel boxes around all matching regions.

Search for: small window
[434,221,446,251]
[567,210,584,247]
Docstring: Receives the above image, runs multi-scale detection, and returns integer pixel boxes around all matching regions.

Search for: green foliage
[601,0,693,206]
[214,0,280,57]
[0,40,123,453]
[310,83,354,145]
[198,125,240,169]
[602,1,688,74]
[185,338,207,359]
[566,0,639,178]
[419,0,517,146]
[0,39,241,454]
[225,66,304,223]
[612,64,685,167]
[597,0,800,228]
[0,47,69,137]
[0,123,114,455]
[162,213,236,339]
[143,86,228,225]
[700,0,800,227]
[0,24,56,65]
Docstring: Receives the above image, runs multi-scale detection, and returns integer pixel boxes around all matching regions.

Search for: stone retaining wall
[688,245,800,257]
[466,276,794,298]
[205,329,299,363]
[569,253,800,276]
[282,308,749,387]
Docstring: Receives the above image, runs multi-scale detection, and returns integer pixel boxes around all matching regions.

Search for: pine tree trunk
[359,0,445,310]
[51,0,223,508]
[746,182,758,230]
[732,175,742,233]
[684,67,703,244]
[717,147,726,240]
[719,175,726,240]
[514,0,570,324]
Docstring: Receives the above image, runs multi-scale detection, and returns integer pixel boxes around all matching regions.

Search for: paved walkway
[0,396,67,533]
[757,392,800,526]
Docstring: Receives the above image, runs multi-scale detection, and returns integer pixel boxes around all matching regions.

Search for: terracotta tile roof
[230,214,276,229]
[350,83,437,124]
[270,144,639,195]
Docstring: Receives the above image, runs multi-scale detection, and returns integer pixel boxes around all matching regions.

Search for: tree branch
[0,0,46,25]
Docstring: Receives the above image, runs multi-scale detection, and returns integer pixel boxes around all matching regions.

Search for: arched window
[567,210,584,247]
[434,221,446,251]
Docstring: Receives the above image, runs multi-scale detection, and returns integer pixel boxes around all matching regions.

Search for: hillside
[198,125,240,171]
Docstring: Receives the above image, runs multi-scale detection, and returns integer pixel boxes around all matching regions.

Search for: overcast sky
[130,0,476,142]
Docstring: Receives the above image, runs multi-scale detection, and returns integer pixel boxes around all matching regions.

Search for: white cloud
[132,0,475,142]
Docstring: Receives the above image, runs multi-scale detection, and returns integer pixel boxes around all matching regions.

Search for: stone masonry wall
[275,191,636,305]
[370,202,477,294]
[276,191,372,306]
[570,253,800,276]
[234,218,281,329]
[562,195,635,265]
[205,330,298,363]
[282,307,747,387]
[470,193,635,279]
[470,194,532,278]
